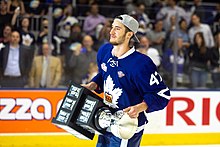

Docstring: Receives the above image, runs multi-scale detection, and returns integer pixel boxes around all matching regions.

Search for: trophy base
[52,82,112,140]
[52,118,94,140]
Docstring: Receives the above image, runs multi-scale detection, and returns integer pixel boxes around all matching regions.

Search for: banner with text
[0,90,219,134]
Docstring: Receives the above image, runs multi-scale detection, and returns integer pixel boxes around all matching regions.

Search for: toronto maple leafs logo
[22,34,33,46]
[104,75,122,108]
[0,43,5,51]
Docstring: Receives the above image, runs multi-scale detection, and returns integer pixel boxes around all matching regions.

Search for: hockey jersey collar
[111,46,135,59]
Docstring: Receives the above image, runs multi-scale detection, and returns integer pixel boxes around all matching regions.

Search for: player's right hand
[81,82,97,91]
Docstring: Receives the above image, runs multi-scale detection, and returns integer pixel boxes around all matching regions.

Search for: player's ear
[127,32,133,39]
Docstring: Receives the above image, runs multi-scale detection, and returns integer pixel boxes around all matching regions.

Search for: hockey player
[83,14,170,147]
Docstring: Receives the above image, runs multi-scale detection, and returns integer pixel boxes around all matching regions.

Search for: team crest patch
[118,71,125,78]
[101,63,107,72]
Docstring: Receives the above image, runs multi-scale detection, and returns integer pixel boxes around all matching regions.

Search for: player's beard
[110,34,126,46]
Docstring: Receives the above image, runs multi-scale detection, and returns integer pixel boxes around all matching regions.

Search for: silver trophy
[52,82,138,140]
[95,109,138,139]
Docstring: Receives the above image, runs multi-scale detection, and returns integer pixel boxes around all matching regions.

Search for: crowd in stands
[0,0,219,89]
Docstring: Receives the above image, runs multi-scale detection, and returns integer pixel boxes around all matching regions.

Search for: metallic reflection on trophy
[95,109,138,139]
[52,82,138,140]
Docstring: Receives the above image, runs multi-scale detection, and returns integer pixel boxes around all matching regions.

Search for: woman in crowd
[188,32,212,88]
[7,0,25,15]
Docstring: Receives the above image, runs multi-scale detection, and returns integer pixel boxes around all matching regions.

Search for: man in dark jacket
[0,30,31,88]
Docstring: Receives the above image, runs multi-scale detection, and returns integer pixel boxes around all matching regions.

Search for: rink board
[0,90,220,146]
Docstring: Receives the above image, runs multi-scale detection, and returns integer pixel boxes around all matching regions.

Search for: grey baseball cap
[115,14,140,42]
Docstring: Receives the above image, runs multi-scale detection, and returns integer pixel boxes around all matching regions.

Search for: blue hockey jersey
[92,43,170,126]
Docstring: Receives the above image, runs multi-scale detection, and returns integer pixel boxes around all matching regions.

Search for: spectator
[37,18,49,46]
[53,7,64,31]
[82,62,98,84]
[149,0,164,20]
[137,36,161,67]
[63,4,78,25]
[189,0,206,23]
[188,13,215,48]
[29,43,62,88]
[156,0,187,32]
[168,15,176,35]
[0,24,12,85]
[7,0,25,15]
[11,1,21,26]
[213,3,220,33]
[69,23,84,43]
[18,17,35,47]
[22,0,46,35]
[96,19,111,50]
[83,3,106,40]
[163,15,176,50]
[61,23,84,85]
[135,0,154,8]
[170,18,190,74]
[75,0,91,16]
[19,17,36,62]
[171,18,190,49]
[68,35,97,84]
[63,42,82,85]
[11,12,36,62]
[123,0,136,14]
[57,4,79,39]
[167,17,190,53]
[135,3,150,26]
[51,0,66,32]
[37,18,58,55]
[81,35,97,63]
[136,20,148,37]
[210,32,220,88]
[147,19,166,55]
[214,3,220,23]
[0,30,31,88]
[26,0,46,16]
[0,0,13,38]
[0,24,13,45]
[162,38,185,86]
[188,32,212,89]
[57,21,72,40]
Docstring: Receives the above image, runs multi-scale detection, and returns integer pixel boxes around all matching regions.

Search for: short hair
[191,13,201,19]
[3,23,13,30]
[178,17,186,26]
[90,2,98,10]
[11,30,21,40]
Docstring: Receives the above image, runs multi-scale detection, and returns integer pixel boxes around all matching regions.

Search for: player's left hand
[123,101,148,119]
[123,106,139,119]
